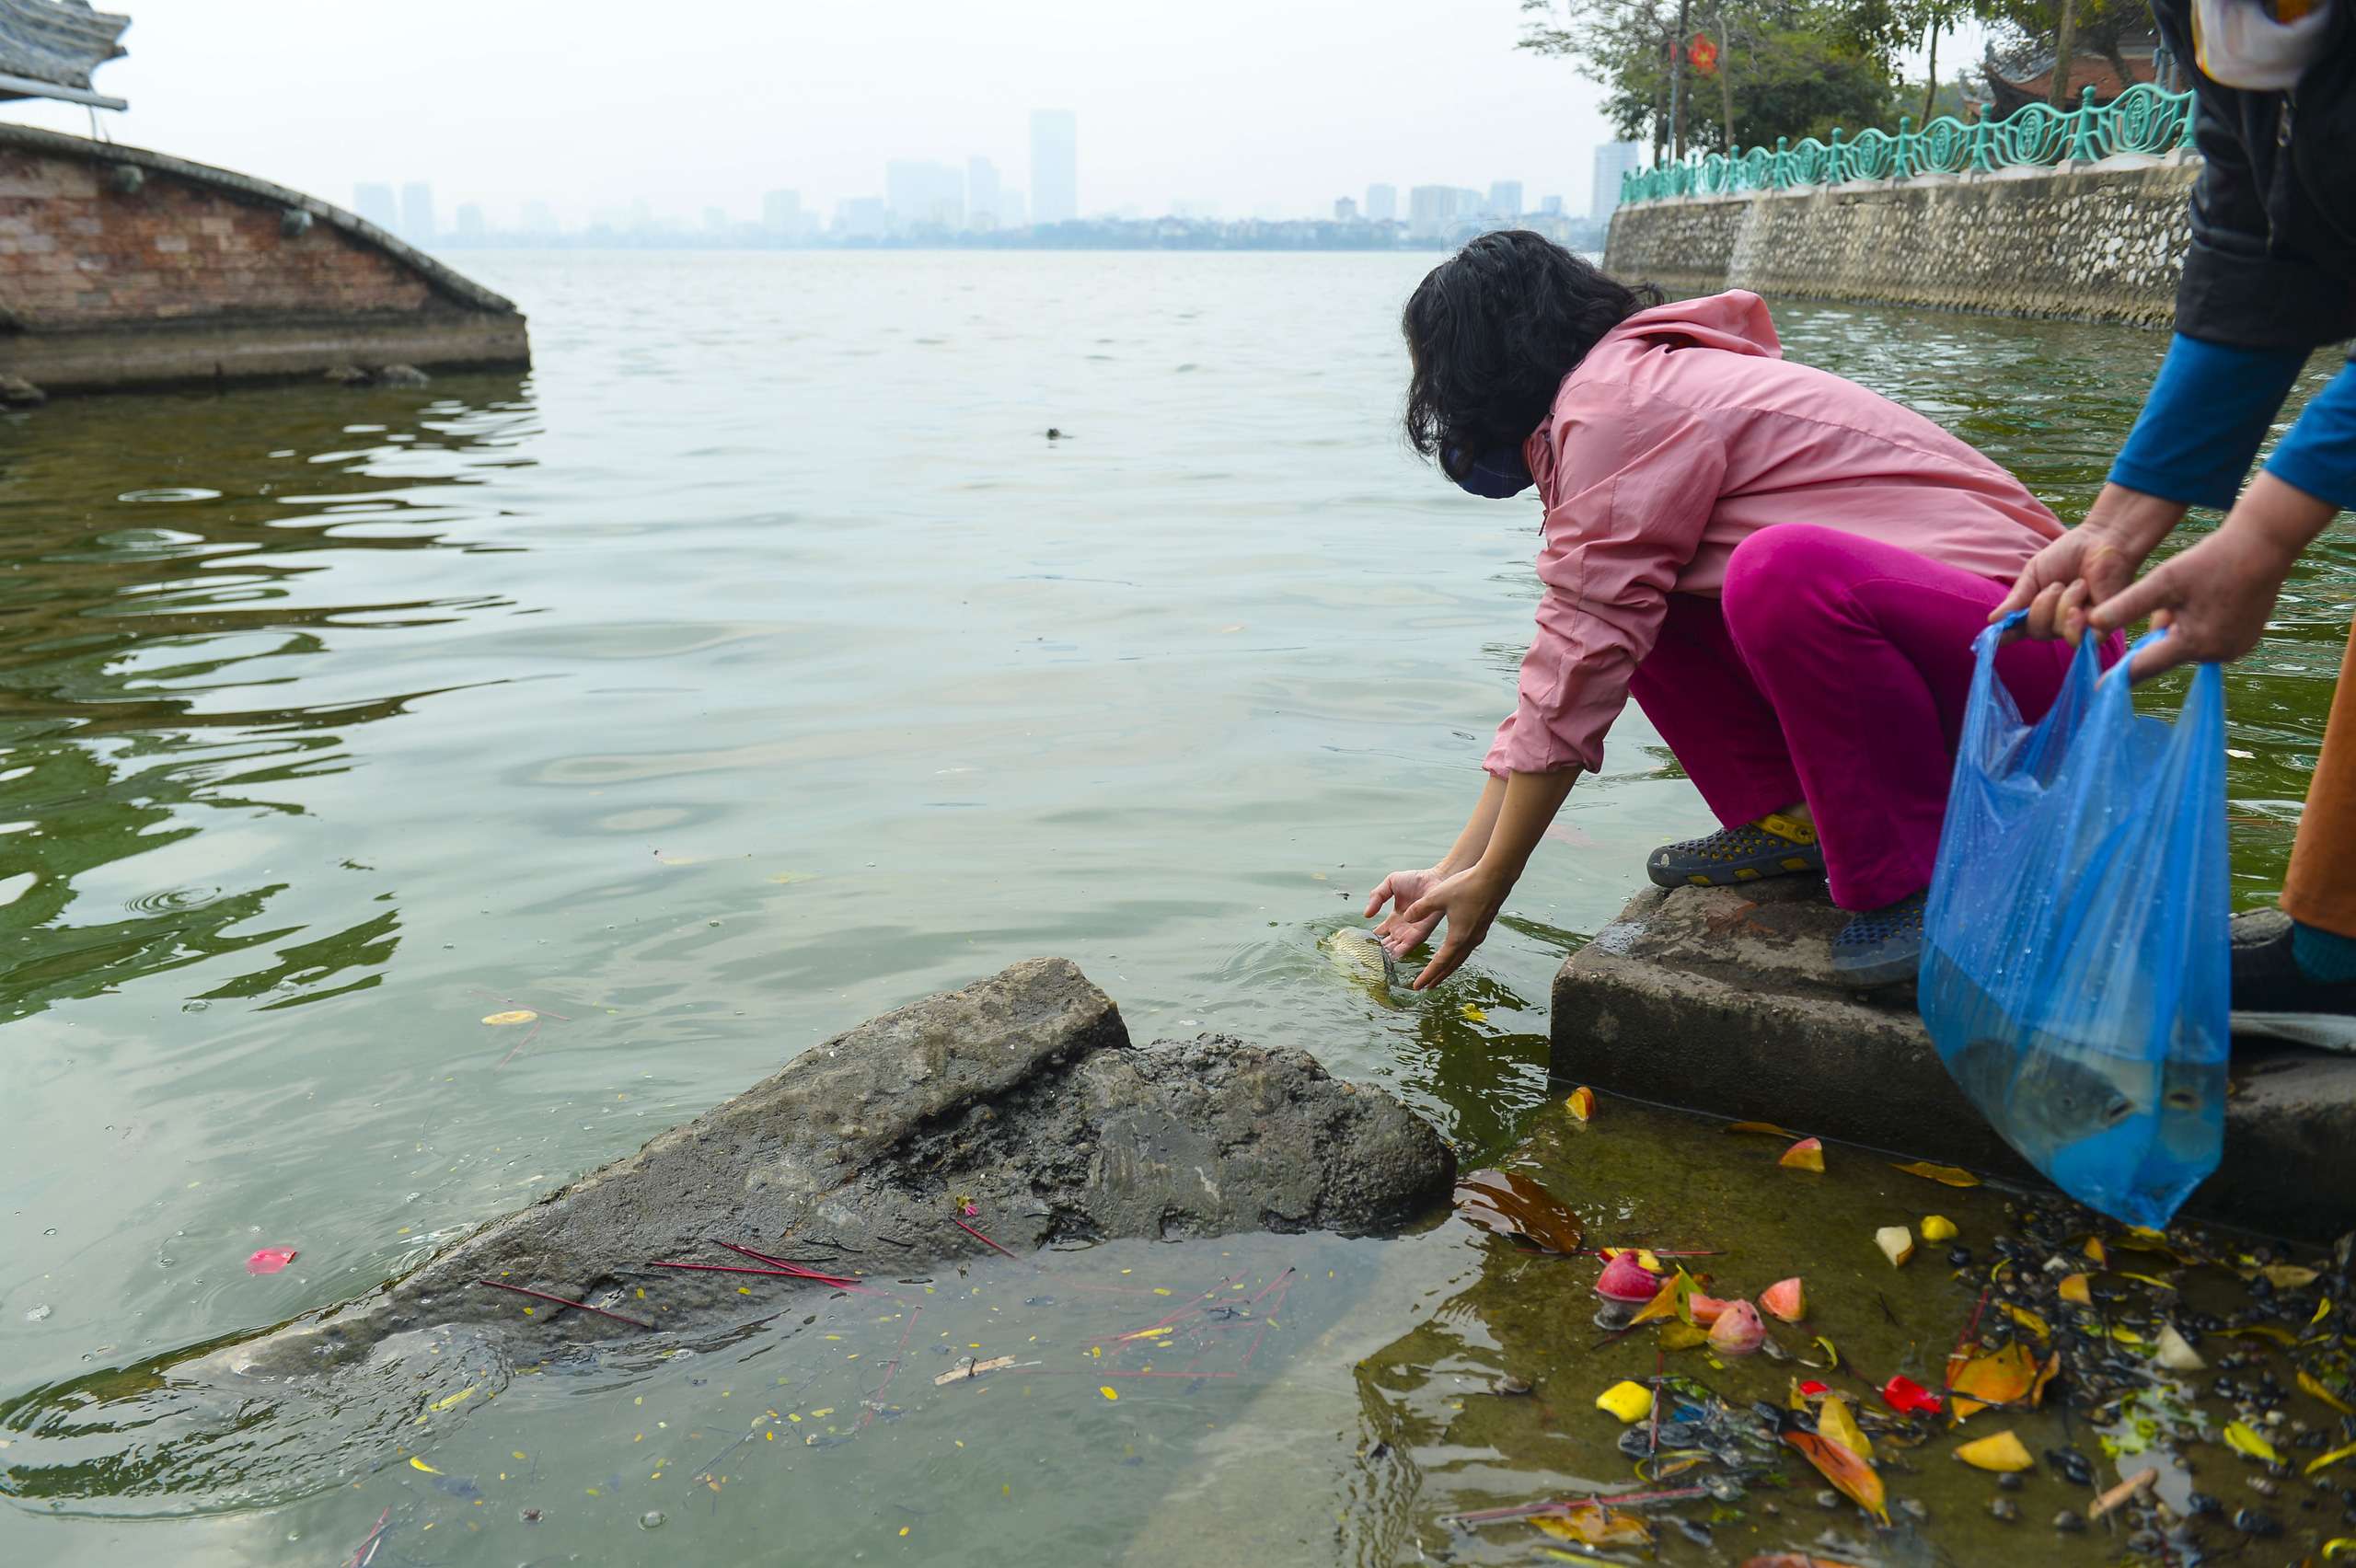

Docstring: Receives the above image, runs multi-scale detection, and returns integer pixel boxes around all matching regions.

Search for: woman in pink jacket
[1367,232,2103,990]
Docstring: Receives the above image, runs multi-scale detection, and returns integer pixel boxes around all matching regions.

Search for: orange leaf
[1946,1343,2038,1404]
[2031,1351,2062,1408]
[1725,1120,1798,1137]
[1530,1503,1653,1547]
[1783,1426,1888,1523]
[1631,1268,1698,1327]
[2057,1273,2091,1306]
[1779,1136,1825,1171]
[1565,1086,1597,1123]
[1889,1160,1981,1187]
[1455,1170,1585,1254]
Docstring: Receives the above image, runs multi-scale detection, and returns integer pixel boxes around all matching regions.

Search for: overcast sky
[4,1,1642,225]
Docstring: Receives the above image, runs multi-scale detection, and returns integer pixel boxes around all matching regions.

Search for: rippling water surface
[1,252,2346,1563]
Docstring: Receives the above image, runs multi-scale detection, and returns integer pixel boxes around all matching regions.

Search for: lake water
[2,251,2348,1564]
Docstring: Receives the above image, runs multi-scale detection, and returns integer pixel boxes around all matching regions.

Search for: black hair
[1401,231,1662,475]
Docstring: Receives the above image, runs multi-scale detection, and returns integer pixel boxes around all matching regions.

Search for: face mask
[1442,441,1535,500]
[2193,0,2332,90]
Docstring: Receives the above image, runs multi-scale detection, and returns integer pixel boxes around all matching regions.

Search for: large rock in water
[214,959,1453,1374]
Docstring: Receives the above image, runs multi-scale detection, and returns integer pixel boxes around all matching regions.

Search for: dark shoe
[1831,890,1926,989]
[2229,908,2356,1050]
[1647,813,1825,890]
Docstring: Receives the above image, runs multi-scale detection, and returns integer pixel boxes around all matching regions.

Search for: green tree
[1520,0,1904,156]
[1978,0,2153,102]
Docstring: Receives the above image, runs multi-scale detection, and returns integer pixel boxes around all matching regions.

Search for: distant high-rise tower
[353,182,398,232]
[1334,195,1359,221]
[1590,141,1643,225]
[1364,183,1397,224]
[762,189,802,233]
[966,156,1001,228]
[886,160,965,229]
[1030,110,1077,225]
[1487,180,1523,220]
[398,181,435,242]
[1541,194,1564,215]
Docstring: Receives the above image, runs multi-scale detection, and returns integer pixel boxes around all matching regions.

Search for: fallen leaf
[1099,1386,1118,1401]
[2317,1297,2335,1326]
[1724,1121,1797,1137]
[1741,1558,1866,1568]
[1890,1160,1981,1187]
[2301,1370,2356,1416]
[409,1457,441,1474]
[2307,1441,2356,1478]
[429,1385,478,1412]
[1812,1336,1841,1368]
[1658,1320,1709,1351]
[2258,1263,2320,1290]
[2324,1539,2356,1560]
[2223,1420,2281,1464]
[1946,1343,2038,1404]
[2084,1237,2111,1265]
[1530,1503,1653,1547]
[245,1247,297,1275]
[1455,1170,1585,1254]
[1783,1426,1888,1522]
[1778,1136,1825,1171]
[1565,1086,1596,1124]
[2003,1304,2050,1340]
[1630,1269,1699,1327]
[2223,1323,2298,1345]
[480,1010,537,1026]
[1459,1004,1487,1023]
[934,1355,1017,1386]
[2057,1274,2092,1306]
[1874,1227,1913,1267]
[1949,1397,1988,1421]
[1954,1430,2033,1471]
[1819,1394,1872,1460]
[2031,1352,2061,1407]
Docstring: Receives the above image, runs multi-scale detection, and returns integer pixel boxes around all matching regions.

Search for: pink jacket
[1485,290,2063,778]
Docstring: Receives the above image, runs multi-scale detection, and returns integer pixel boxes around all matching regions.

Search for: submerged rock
[204,960,1450,1377]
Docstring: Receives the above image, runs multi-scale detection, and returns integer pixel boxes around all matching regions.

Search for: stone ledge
[1552,882,2356,1239]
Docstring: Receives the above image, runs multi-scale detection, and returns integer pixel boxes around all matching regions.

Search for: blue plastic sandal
[1831,890,1927,988]
[1647,812,1825,890]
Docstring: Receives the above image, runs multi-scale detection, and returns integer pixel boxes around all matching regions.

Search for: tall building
[399,181,435,242]
[1030,109,1077,225]
[353,182,398,232]
[834,196,887,239]
[1541,194,1564,215]
[1487,180,1523,219]
[762,189,802,233]
[1406,185,1483,239]
[455,202,485,238]
[1590,140,1643,225]
[885,160,965,229]
[1334,195,1359,221]
[966,156,1001,228]
[1365,182,1397,223]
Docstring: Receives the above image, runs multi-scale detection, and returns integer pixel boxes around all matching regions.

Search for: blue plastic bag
[1919,610,2229,1228]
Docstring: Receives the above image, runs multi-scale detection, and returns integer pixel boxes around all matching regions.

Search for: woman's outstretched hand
[1397,865,1508,992]
[1365,866,1448,959]
[1992,484,2187,643]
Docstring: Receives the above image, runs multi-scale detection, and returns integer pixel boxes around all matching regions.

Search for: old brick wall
[0,147,433,327]
[1602,160,2199,327]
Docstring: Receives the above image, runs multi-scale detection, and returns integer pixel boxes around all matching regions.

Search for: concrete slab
[1551,882,2356,1240]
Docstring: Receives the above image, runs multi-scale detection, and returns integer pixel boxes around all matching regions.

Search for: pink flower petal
[246,1247,297,1275]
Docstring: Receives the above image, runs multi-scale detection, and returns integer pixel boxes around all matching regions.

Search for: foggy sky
[2,1,1632,226]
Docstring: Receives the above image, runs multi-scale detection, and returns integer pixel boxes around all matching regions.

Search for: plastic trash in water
[1919,611,2228,1228]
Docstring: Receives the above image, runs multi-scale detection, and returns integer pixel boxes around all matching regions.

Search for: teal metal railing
[1618,80,2198,207]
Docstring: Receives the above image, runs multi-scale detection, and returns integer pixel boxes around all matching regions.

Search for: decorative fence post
[1895,116,1913,179]
[1829,128,1844,185]
[2069,86,2101,164]
[1773,136,1790,190]
[1969,113,1992,173]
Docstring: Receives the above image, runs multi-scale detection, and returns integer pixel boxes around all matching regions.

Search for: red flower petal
[246,1247,297,1274]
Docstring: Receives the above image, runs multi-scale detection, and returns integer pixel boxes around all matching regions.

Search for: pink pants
[1628,525,2114,912]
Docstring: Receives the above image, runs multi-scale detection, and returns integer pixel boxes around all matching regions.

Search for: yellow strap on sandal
[1755,812,1817,847]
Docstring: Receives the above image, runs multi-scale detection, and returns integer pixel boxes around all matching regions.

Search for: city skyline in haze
[0,0,1626,230]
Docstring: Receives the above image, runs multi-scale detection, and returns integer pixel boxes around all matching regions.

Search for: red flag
[1689,31,1719,75]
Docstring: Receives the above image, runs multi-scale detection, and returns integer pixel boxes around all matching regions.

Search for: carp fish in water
[1322,928,1401,996]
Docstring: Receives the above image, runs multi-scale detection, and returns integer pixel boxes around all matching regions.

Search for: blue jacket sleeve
[2264,363,2356,513]
[2109,332,2309,510]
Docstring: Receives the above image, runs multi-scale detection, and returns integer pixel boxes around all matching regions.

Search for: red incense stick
[475,1277,652,1329]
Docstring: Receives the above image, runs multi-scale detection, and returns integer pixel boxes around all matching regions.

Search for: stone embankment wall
[1603,158,2199,326]
[0,123,527,394]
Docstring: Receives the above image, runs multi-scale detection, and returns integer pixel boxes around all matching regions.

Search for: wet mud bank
[1552,882,2356,1240]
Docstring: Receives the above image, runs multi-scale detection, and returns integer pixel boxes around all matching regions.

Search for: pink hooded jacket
[1484,291,2063,778]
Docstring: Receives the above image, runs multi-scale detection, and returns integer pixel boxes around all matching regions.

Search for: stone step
[1551,882,2356,1240]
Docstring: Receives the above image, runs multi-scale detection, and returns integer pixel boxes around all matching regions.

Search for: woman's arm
[1396,767,1579,991]
[1364,772,1507,956]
